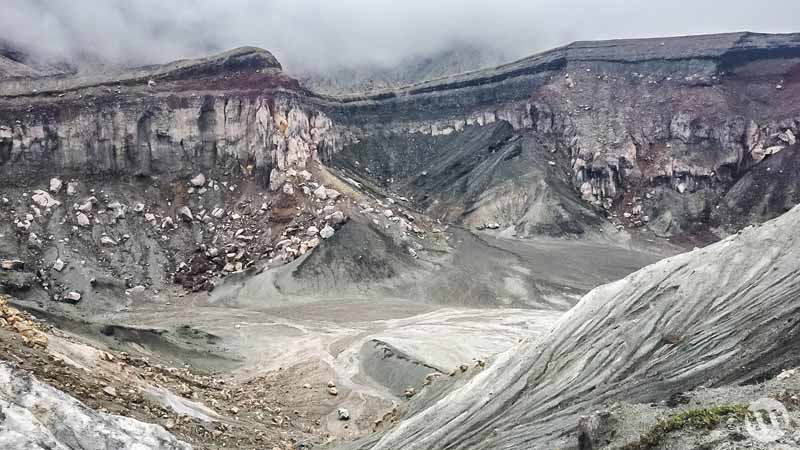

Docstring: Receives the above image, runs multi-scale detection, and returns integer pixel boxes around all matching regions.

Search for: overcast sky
[1,0,798,74]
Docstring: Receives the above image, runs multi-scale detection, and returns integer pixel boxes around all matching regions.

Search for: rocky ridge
[342,203,800,450]
[311,32,800,238]
[2,31,800,450]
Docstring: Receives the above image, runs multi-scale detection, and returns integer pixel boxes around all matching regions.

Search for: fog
[1,0,798,74]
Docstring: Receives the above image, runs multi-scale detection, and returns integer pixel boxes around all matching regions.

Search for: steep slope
[0,362,191,450]
[341,203,800,450]
[313,31,800,239]
[0,47,331,187]
[332,120,608,237]
[2,32,800,450]
[4,32,800,240]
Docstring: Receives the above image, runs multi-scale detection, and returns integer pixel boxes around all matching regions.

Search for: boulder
[125,285,146,296]
[326,189,341,200]
[76,197,97,212]
[100,236,117,246]
[108,202,126,220]
[320,225,335,239]
[49,178,63,193]
[52,259,66,272]
[31,190,61,208]
[383,209,394,218]
[76,212,91,227]
[28,233,42,248]
[133,203,145,213]
[66,181,78,196]
[778,129,797,146]
[177,206,193,222]
[307,226,320,237]
[63,292,82,303]
[190,173,206,187]
[314,185,328,200]
[325,211,346,225]
[1,260,24,271]
[283,183,294,195]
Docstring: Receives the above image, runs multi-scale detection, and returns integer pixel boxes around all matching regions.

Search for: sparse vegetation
[621,405,748,450]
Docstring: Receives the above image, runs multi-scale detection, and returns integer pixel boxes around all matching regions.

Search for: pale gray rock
[31,190,60,209]
[63,292,81,303]
[66,182,78,196]
[125,285,147,296]
[76,197,96,212]
[27,233,42,247]
[348,205,800,450]
[49,178,62,193]
[76,213,90,227]
[314,185,328,200]
[177,206,193,222]
[52,259,65,272]
[326,188,341,200]
[190,173,206,187]
[320,225,335,239]
[1,260,24,271]
[100,236,117,246]
[778,129,796,145]
[306,226,320,237]
[325,211,346,225]
[0,362,191,450]
[108,202,126,220]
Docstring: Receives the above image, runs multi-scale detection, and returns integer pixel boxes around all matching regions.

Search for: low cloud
[1,0,798,74]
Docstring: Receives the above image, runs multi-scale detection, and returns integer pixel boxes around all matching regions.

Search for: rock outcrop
[342,203,800,450]
[314,32,800,237]
[0,361,192,450]
[4,33,800,238]
[0,47,335,190]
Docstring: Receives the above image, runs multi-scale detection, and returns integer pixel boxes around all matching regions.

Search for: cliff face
[312,32,800,238]
[2,33,800,239]
[0,47,336,189]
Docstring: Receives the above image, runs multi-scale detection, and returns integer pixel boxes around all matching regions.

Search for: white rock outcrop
[0,362,192,450]
[355,204,800,450]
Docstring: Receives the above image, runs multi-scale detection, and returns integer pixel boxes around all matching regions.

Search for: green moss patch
[622,404,748,450]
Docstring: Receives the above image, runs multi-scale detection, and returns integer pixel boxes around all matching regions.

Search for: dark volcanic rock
[4,33,800,238]
[315,32,800,238]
